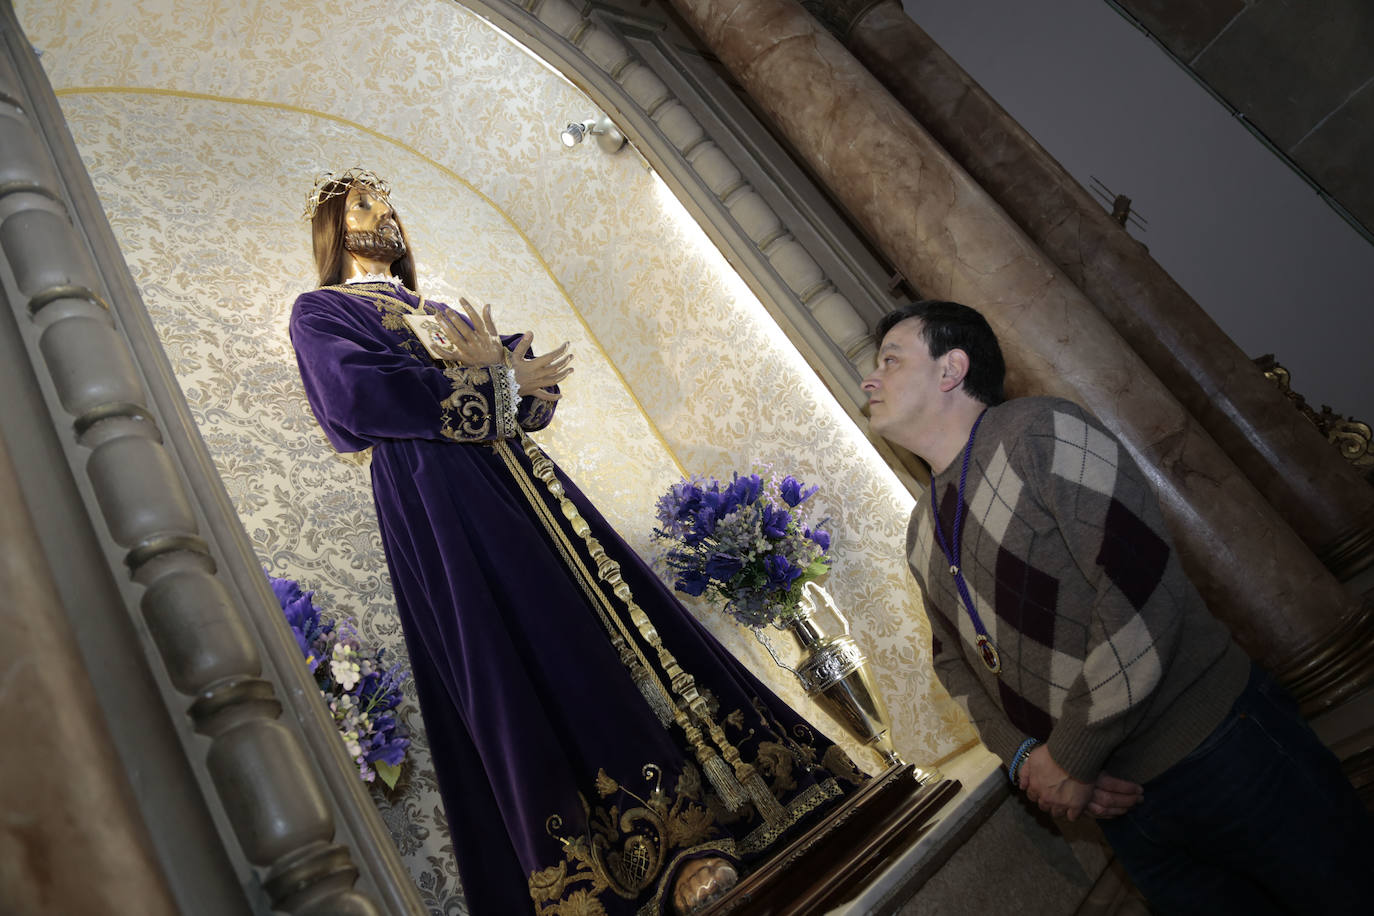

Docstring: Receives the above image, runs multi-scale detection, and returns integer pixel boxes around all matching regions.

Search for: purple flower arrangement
[653,471,833,628]
[269,574,412,789]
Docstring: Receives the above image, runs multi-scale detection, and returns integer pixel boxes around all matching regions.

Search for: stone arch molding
[465,0,887,413]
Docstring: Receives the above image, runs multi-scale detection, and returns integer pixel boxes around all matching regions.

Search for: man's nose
[860,374,878,391]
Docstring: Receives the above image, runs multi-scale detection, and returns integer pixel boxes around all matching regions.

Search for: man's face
[343,184,405,260]
[861,318,945,444]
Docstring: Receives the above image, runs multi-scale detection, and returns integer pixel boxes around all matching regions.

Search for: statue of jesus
[289,169,865,914]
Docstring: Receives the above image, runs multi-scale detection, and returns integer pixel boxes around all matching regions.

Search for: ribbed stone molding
[467,0,879,402]
[808,0,1374,582]
[661,0,1373,714]
[0,4,422,912]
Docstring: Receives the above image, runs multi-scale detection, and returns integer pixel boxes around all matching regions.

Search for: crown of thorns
[302,167,392,220]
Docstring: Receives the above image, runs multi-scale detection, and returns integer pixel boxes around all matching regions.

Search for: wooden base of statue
[697,764,961,915]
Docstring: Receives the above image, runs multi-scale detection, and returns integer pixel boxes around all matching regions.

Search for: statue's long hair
[310,179,419,290]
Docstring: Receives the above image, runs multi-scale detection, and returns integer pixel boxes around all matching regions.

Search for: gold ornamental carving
[1255,355,1373,483]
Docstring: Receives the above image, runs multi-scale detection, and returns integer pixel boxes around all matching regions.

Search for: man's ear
[938,348,970,393]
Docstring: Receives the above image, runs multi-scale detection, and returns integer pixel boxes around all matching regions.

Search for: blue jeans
[1098,664,1374,915]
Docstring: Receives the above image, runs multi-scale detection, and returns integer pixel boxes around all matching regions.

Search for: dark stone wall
[1112,0,1374,237]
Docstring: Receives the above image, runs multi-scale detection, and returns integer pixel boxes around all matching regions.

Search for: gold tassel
[513,436,763,816]
[702,748,749,811]
[633,665,674,727]
[614,636,673,727]
[737,764,786,826]
[676,709,746,810]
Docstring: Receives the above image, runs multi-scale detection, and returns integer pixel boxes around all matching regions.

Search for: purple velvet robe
[290,282,863,915]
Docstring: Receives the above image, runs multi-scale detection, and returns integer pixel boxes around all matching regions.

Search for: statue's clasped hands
[435,298,574,402]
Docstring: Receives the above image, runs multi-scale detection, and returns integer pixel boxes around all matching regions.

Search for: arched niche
[8,0,974,910]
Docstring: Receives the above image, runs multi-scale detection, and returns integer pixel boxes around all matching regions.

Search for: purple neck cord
[930,409,999,670]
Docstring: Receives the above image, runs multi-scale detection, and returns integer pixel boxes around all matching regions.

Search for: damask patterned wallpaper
[20,0,975,909]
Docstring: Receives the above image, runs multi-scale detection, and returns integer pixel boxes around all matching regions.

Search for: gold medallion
[976,635,1001,675]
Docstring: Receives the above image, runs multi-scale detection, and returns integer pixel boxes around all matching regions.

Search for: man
[862,300,1373,915]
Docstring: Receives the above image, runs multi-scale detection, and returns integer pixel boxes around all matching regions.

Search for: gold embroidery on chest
[322,285,507,442]
[322,282,434,358]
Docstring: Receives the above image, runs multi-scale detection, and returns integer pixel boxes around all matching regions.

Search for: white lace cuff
[493,364,519,438]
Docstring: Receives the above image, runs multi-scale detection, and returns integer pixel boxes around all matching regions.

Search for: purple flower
[282,593,319,632]
[670,482,703,519]
[676,568,710,596]
[365,734,411,768]
[270,575,304,606]
[267,571,410,787]
[765,554,803,590]
[269,574,328,672]
[779,475,818,508]
[704,552,744,582]
[653,471,831,627]
[729,473,763,508]
[687,506,718,544]
[761,505,791,539]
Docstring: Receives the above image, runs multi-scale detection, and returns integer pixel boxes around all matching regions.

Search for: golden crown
[302,167,392,220]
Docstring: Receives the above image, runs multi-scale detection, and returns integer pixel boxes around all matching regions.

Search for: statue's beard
[344,225,406,262]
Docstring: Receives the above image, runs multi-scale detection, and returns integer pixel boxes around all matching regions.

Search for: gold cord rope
[514,434,786,824]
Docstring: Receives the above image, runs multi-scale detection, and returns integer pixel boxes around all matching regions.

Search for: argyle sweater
[906,397,1250,784]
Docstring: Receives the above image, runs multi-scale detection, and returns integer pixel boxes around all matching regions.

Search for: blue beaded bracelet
[1008,738,1040,786]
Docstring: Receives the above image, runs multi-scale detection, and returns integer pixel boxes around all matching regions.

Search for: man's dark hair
[876,300,1006,406]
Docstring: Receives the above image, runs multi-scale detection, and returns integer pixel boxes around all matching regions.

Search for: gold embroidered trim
[439,366,494,441]
[629,779,843,916]
[529,771,841,915]
[322,283,432,362]
[321,282,430,355]
[492,363,520,438]
[523,398,556,429]
[495,438,850,914]
[325,284,517,443]
[492,440,672,716]
[518,436,792,823]
[499,437,766,813]
[530,764,729,916]
[736,777,841,855]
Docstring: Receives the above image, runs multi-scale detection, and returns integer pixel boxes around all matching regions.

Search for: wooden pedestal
[697,764,961,915]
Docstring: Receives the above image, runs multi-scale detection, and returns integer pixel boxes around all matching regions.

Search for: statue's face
[344,184,397,236]
[342,184,405,262]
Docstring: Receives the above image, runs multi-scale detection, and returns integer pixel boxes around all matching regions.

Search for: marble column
[663,0,1373,712]
[0,434,179,916]
[805,0,1374,582]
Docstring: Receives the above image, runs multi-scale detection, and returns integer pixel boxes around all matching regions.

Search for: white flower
[331,652,362,691]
